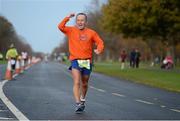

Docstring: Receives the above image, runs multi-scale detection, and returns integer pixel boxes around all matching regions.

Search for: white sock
[80,96,86,102]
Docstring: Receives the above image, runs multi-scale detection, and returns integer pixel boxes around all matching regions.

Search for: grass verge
[93,62,180,93]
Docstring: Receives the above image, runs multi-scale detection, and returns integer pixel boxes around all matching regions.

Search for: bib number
[77,59,90,70]
[10,60,16,65]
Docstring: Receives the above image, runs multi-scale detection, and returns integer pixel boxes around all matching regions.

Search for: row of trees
[52,0,180,64]
[0,15,34,58]
[100,0,180,61]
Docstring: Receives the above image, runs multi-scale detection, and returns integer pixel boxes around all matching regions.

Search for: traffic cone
[15,59,21,74]
[5,60,12,80]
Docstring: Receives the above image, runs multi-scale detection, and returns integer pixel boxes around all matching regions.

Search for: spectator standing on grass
[135,48,141,68]
[120,50,127,69]
[130,48,136,68]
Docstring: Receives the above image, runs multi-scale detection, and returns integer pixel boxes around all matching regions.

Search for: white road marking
[170,109,180,113]
[58,63,179,115]
[0,68,30,121]
[58,65,107,93]
[153,98,158,100]
[112,93,125,97]
[0,117,14,120]
[0,80,29,121]
[90,86,106,92]
[97,89,106,92]
[13,74,18,78]
[160,105,166,108]
[89,86,95,89]
[135,99,154,105]
[0,109,8,112]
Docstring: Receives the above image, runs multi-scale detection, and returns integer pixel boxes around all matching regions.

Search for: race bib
[10,60,16,65]
[77,59,90,70]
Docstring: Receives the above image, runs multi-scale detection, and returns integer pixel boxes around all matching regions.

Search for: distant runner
[6,44,18,72]
[58,13,104,113]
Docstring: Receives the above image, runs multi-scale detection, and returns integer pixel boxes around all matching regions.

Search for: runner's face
[76,15,87,30]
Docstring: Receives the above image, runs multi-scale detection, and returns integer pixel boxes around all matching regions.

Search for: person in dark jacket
[130,48,136,68]
[135,48,141,68]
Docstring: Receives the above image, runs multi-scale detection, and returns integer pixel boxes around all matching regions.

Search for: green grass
[93,62,180,93]
[0,60,7,64]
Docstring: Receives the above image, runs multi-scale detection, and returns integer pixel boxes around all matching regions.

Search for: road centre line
[0,109,9,112]
[58,63,179,114]
[160,105,166,108]
[135,99,154,105]
[170,109,180,113]
[0,117,14,120]
[90,86,106,92]
[112,93,125,97]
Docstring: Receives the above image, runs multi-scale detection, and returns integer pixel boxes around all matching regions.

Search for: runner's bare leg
[72,68,81,103]
[81,75,89,99]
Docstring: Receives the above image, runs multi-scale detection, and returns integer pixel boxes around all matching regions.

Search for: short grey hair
[76,13,87,22]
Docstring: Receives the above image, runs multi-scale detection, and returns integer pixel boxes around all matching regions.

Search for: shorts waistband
[75,58,90,60]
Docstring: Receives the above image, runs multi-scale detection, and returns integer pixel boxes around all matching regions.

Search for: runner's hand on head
[94,49,100,55]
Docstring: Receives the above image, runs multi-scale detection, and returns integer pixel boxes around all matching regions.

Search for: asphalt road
[0,65,6,80]
[2,62,180,120]
[0,64,17,120]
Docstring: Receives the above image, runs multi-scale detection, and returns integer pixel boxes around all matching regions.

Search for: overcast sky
[0,0,105,53]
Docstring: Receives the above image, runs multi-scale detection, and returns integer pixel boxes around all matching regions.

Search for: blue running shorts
[69,59,92,75]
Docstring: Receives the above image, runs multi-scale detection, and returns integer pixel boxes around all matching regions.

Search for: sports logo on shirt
[79,34,88,41]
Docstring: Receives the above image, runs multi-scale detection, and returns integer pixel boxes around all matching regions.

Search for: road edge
[0,74,29,121]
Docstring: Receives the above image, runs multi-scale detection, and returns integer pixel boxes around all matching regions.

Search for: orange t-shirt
[58,17,104,61]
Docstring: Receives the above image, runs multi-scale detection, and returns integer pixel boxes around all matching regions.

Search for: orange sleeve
[58,17,71,34]
[93,32,104,53]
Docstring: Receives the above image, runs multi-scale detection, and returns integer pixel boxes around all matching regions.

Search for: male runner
[58,13,104,113]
